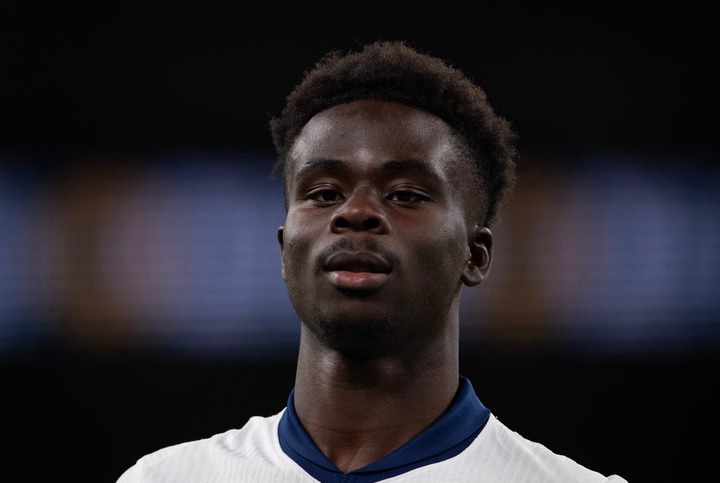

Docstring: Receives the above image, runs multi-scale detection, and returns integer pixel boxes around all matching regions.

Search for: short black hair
[269,40,518,226]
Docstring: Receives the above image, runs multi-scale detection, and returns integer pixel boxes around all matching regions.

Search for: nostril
[335,217,351,228]
[363,217,380,230]
[332,215,382,232]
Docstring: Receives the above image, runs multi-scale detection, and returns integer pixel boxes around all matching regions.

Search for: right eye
[307,189,343,204]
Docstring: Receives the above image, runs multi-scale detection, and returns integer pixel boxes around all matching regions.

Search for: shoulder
[471,415,628,482]
[116,411,311,483]
[384,415,628,482]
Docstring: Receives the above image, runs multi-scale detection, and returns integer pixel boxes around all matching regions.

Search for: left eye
[388,191,426,203]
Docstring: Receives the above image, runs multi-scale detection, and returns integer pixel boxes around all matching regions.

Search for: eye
[388,190,429,205]
[307,188,343,204]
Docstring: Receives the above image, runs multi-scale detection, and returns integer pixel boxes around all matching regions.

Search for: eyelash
[306,188,429,206]
[307,189,342,204]
[388,190,429,204]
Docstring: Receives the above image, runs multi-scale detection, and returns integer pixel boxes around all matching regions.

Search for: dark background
[3,1,718,158]
[3,2,718,482]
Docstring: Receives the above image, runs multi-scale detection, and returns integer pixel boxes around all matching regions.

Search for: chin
[315,316,398,357]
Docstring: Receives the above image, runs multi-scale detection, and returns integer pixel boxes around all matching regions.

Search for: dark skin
[277,100,493,472]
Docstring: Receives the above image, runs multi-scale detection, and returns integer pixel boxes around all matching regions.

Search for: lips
[323,251,392,274]
[323,251,392,291]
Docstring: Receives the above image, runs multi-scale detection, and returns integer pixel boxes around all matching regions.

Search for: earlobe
[277,226,286,281]
[461,226,493,287]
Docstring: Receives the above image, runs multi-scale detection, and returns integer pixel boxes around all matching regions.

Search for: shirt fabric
[117,377,628,482]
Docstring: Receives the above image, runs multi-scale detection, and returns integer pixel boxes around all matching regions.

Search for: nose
[330,190,389,234]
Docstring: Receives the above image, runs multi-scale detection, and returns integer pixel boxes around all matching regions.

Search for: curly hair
[269,40,518,227]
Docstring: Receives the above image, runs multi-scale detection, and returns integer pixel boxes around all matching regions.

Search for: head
[270,40,517,228]
[271,41,518,358]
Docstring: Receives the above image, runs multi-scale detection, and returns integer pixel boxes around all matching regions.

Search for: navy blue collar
[278,376,490,482]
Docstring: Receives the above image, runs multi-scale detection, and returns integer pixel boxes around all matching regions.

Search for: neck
[292,325,460,473]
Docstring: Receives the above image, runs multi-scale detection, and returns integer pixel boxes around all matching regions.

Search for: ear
[461,225,493,287]
[277,225,286,281]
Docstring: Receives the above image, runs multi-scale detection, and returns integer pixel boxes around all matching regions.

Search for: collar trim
[278,376,490,482]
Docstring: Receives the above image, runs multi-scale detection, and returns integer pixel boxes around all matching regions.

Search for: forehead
[286,100,463,181]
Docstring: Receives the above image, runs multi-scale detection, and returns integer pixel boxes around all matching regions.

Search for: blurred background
[2,1,718,481]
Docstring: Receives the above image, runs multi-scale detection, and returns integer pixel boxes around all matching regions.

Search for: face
[278,100,492,357]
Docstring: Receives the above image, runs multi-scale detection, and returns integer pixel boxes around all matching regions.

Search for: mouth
[323,251,392,291]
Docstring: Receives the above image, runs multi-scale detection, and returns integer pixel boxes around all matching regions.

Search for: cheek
[284,212,311,240]
[281,213,322,269]
[281,230,301,271]
[423,222,470,277]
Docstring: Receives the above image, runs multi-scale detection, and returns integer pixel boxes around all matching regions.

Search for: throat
[303,412,428,473]
[292,326,461,472]
[293,372,459,473]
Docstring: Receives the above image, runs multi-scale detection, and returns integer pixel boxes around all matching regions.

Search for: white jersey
[117,379,628,483]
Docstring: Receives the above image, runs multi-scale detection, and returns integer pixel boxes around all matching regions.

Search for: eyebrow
[294,158,347,182]
[294,158,443,183]
[382,159,443,182]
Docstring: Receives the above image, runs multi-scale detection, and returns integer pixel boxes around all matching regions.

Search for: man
[118,40,628,482]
